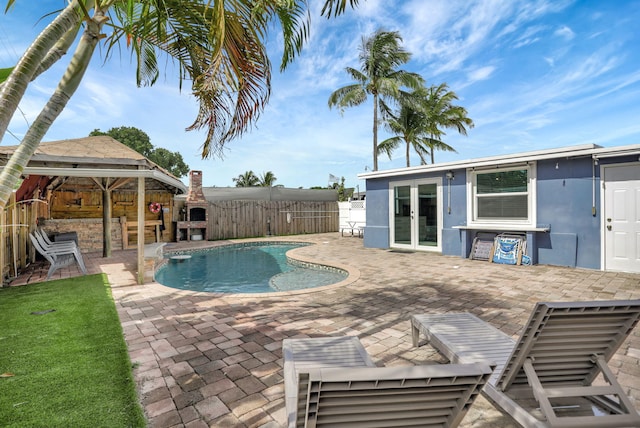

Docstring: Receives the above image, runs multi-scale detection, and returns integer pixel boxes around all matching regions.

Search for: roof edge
[21,166,187,193]
[359,143,640,180]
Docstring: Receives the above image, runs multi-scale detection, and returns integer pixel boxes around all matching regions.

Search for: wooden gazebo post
[102,178,112,257]
[137,174,145,285]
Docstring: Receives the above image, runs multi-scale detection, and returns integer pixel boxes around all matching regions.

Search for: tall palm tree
[378,88,431,167]
[422,83,474,164]
[328,29,423,171]
[259,171,277,187]
[233,171,260,187]
[0,0,360,209]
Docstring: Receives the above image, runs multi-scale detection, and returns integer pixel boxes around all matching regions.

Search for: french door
[389,179,442,251]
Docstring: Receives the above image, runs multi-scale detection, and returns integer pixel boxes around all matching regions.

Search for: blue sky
[1,0,639,189]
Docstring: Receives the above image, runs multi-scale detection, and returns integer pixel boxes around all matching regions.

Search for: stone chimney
[187,170,206,202]
[177,170,209,241]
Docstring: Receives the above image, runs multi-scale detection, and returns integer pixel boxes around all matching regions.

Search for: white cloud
[467,66,496,82]
[554,25,575,40]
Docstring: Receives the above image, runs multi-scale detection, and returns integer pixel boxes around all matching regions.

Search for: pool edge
[151,239,361,298]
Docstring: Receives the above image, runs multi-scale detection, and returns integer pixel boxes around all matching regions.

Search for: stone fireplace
[177,170,209,241]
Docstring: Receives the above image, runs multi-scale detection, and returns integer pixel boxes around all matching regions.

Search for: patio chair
[411,300,640,428]
[283,336,494,428]
[34,228,78,249]
[29,233,87,279]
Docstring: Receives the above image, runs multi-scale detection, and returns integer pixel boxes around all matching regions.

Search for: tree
[422,83,474,164]
[0,0,361,210]
[148,148,190,178]
[379,83,473,165]
[259,171,277,187]
[90,126,153,157]
[233,171,260,187]
[90,127,189,177]
[378,88,432,167]
[328,29,423,171]
[332,177,350,201]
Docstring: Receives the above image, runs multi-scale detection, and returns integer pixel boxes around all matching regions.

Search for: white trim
[453,225,549,232]
[466,164,537,229]
[359,143,640,181]
[389,178,442,252]
[600,162,606,272]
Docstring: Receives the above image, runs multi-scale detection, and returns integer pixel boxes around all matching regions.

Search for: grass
[0,274,145,427]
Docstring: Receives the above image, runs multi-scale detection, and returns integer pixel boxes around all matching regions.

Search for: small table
[341,222,362,237]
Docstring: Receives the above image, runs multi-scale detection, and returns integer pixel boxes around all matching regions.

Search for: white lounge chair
[283,336,493,428]
[411,300,640,428]
[29,233,87,279]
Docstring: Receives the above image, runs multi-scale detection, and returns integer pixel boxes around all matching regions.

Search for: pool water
[155,243,347,293]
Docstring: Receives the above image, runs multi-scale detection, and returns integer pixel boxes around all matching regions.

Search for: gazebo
[0,136,186,285]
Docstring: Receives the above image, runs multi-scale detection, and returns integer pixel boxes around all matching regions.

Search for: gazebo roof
[0,136,148,162]
[0,136,187,196]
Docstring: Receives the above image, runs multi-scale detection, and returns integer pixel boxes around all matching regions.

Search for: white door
[603,164,640,273]
[389,179,442,251]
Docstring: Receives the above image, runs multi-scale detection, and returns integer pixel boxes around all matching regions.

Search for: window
[468,165,535,226]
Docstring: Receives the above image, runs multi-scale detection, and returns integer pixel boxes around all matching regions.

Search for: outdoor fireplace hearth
[177,170,209,241]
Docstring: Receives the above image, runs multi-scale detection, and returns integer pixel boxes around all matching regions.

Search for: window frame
[466,163,536,228]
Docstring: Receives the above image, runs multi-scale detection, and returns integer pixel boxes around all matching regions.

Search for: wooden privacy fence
[205,200,339,240]
[1,193,44,284]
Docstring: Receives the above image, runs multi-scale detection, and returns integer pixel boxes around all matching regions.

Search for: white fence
[338,200,366,236]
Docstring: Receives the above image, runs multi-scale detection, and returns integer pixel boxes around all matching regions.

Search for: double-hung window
[468,164,536,227]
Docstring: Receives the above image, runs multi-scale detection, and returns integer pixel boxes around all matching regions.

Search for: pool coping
[149,239,361,298]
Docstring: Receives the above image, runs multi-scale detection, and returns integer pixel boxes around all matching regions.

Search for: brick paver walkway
[12,233,640,427]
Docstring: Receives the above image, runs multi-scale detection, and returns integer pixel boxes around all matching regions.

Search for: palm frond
[328,84,366,111]
[377,136,401,159]
[320,0,359,18]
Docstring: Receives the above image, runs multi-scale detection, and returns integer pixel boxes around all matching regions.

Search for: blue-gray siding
[363,154,638,270]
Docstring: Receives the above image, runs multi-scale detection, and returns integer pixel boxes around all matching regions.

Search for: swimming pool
[154,242,348,293]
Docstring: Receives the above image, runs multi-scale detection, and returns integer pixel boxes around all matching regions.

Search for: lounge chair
[283,336,494,427]
[29,233,87,279]
[411,300,640,427]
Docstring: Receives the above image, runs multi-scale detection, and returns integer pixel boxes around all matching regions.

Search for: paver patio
[12,232,640,427]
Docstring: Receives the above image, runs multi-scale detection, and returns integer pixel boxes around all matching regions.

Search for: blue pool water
[155,243,347,293]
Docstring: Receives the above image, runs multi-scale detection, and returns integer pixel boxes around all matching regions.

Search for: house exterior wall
[363,151,639,271]
[536,157,599,268]
[362,179,391,248]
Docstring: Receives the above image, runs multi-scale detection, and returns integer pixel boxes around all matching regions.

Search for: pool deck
[10,233,640,427]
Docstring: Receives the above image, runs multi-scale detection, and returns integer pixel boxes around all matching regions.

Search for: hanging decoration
[148,202,161,214]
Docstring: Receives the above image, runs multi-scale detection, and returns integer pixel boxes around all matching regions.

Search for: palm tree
[259,171,277,187]
[0,0,360,209]
[233,171,260,187]
[422,83,474,164]
[378,88,432,167]
[379,84,473,166]
[328,29,423,171]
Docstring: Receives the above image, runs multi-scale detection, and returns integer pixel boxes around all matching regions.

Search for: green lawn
[0,275,145,427]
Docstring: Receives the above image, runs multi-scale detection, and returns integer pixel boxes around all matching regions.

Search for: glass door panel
[418,183,438,247]
[393,185,411,245]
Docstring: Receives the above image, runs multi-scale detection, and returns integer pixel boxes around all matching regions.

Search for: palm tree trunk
[0,9,107,210]
[34,24,83,81]
[372,93,379,171]
[430,134,436,164]
[405,141,410,167]
[0,0,83,145]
